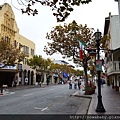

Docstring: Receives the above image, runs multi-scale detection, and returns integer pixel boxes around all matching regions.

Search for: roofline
[112,47,120,53]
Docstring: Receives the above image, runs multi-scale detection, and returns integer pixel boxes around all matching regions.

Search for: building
[0,3,36,87]
[104,13,120,91]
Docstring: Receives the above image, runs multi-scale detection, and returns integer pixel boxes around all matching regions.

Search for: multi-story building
[0,3,36,87]
[104,13,120,91]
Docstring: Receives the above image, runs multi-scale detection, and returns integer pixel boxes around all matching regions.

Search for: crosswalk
[0,90,15,96]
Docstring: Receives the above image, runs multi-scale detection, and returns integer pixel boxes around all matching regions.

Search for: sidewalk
[88,84,120,114]
[73,84,120,114]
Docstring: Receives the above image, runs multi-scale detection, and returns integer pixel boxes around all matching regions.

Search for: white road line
[34,107,49,111]
[4,92,15,96]
[22,93,33,97]
[41,107,49,111]
[34,107,42,110]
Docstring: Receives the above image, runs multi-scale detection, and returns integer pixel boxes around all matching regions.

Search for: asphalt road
[0,84,90,115]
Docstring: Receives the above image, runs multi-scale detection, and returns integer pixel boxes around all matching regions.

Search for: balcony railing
[107,61,120,74]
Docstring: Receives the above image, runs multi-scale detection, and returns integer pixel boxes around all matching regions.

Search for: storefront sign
[0,63,16,69]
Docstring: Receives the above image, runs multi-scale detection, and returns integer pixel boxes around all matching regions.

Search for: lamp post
[95,29,106,112]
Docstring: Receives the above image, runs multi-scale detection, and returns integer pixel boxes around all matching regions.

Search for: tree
[12,0,92,22]
[43,20,109,94]
[27,55,53,72]
[0,40,26,68]
[73,69,84,76]
[88,61,96,81]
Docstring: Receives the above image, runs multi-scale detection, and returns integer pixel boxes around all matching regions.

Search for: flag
[77,39,86,60]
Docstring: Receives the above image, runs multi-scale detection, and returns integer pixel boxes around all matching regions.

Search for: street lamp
[95,29,106,112]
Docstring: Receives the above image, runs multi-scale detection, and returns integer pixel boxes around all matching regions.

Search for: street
[0,83,90,115]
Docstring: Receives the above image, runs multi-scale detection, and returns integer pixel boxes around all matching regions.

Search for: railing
[107,61,120,74]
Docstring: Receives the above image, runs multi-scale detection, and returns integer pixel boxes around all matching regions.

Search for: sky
[0,0,119,67]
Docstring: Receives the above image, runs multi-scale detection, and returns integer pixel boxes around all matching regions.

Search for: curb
[0,93,3,96]
[72,90,93,115]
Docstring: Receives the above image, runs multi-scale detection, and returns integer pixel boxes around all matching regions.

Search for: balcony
[107,61,120,75]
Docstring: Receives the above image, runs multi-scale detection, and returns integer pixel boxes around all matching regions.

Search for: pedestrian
[78,79,81,90]
[25,77,28,85]
[19,77,21,85]
[14,79,17,87]
[39,80,42,87]
[46,75,50,85]
[69,80,72,89]
[74,80,77,89]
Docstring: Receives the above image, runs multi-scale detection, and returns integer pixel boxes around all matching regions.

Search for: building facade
[104,13,120,91]
[0,3,36,87]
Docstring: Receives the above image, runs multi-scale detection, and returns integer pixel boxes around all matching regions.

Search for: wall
[110,15,120,50]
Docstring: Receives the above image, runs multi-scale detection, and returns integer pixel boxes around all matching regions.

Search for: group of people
[69,79,82,90]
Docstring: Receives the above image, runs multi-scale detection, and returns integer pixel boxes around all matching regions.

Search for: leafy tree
[12,0,92,22]
[73,69,83,76]
[49,63,72,74]
[27,55,53,72]
[43,20,109,94]
[0,40,26,68]
[88,60,96,81]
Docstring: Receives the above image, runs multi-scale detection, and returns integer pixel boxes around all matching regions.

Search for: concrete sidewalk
[73,84,120,115]
[88,84,120,114]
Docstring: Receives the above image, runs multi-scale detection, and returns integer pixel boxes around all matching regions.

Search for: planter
[116,86,119,91]
[85,88,95,95]
[112,86,114,89]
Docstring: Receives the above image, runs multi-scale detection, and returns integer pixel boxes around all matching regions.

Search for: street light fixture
[95,29,106,112]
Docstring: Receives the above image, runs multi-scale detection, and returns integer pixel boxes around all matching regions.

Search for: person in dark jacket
[78,80,81,90]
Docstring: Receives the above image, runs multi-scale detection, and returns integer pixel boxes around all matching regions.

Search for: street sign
[96,60,102,71]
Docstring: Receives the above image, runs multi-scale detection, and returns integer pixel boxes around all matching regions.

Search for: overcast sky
[0,0,119,66]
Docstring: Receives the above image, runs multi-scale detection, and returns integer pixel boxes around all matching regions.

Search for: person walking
[78,79,81,90]
[74,80,77,89]
[25,77,28,85]
[69,80,72,89]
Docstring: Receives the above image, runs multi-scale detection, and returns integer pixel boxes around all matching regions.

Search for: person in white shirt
[25,77,28,85]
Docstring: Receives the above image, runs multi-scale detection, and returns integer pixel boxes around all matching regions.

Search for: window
[14,40,17,47]
[5,36,10,44]
[31,49,34,55]
[23,58,27,64]
[24,46,29,54]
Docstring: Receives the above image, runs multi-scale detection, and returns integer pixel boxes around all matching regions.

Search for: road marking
[48,89,54,91]
[10,92,15,95]
[1,92,15,96]
[34,107,42,110]
[22,93,33,97]
[41,107,49,111]
[34,107,49,111]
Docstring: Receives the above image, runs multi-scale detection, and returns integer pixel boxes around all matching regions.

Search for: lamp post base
[96,106,106,112]
[96,96,106,112]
